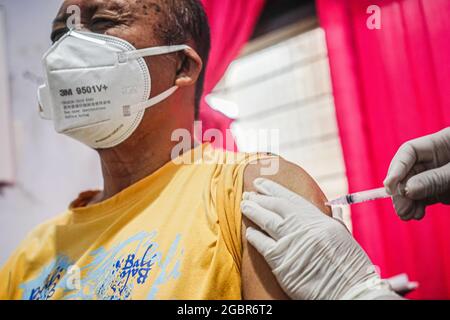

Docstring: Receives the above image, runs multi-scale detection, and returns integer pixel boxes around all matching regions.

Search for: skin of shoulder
[241,157,332,300]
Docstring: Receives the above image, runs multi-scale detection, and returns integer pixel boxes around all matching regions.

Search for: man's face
[52,0,181,99]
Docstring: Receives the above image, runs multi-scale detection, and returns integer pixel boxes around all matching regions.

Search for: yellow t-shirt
[0,144,269,300]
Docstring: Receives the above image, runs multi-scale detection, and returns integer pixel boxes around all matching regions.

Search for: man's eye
[91,18,116,30]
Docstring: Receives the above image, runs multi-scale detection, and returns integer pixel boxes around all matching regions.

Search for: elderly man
[0,0,340,300]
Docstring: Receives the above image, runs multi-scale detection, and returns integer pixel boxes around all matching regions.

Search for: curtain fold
[200,0,266,148]
[317,0,450,299]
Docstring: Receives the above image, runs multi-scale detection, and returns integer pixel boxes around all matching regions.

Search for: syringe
[326,187,390,206]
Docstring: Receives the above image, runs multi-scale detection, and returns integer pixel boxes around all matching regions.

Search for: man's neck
[97,146,171,203]
[92,123,194,204]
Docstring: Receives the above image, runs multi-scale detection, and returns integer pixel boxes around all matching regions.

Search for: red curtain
[200,0,266,148]
[317,0,450,299]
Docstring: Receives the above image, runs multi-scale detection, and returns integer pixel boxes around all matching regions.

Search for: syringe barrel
[350,187,390,204]
[327,187,390,206]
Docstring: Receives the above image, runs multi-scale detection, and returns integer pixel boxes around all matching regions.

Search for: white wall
[0,6,14,186]
[0,0,102,265]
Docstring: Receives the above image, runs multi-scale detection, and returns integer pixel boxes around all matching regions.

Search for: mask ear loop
[116,86,179,118]
[114,44,192,117]
[118,45,192,63]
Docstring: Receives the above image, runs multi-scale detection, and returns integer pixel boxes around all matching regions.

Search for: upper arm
[241,157,331,300]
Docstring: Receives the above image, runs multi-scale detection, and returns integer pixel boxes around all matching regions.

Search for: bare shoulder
[241,156,331,300]
[244,157,331,215]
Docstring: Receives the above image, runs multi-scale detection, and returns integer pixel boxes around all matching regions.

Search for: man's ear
[175,47,203,88]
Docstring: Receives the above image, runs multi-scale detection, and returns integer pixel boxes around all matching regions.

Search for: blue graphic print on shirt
[20,231,183,300]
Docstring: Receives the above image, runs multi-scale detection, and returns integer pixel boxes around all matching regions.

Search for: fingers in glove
[243,192,293,218]
[392,195,426,221]
[253,178,315,209]
[384,132,446,195]
[413,204,427,220]
[246,227,276,261]
[384,143,418,195]
[405,163,450,201]
[241,200,284,240]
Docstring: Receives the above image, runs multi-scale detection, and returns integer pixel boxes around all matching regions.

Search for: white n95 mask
[38,30,190,149]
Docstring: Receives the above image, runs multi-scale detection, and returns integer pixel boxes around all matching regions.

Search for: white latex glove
[241,178,401,300]
[384,127,450,220]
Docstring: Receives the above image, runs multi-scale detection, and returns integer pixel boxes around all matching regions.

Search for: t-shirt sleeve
[214,152,275,272]
[0,237,28,300]
[0,214,67,300]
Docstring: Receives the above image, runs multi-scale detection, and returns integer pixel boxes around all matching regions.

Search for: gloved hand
[241,178,401,300]
[384,127,450,220]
